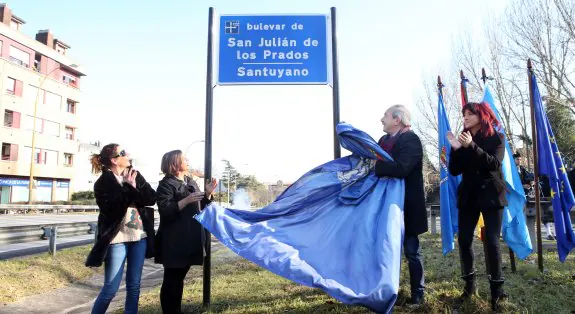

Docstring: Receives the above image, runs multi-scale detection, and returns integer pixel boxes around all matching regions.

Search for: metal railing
[0,204,99,214]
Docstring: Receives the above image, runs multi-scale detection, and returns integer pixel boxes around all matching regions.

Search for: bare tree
[415,70,464,169]
[506,0,575,109]
[416,0,575,172]
[554,0,575,40]
[552,0,575,103]
[482,15,537,153]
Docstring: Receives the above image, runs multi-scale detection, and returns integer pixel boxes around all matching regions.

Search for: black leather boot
[460,272,477,300]
[489,277,508,312]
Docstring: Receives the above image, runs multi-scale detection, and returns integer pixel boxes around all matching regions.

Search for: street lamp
[28,63,78,204]
[184,140,205,158]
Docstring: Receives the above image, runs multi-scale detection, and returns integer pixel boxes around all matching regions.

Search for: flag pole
[438,75,445,96]
[527,59,544,272]
[460,70,469,107]
[459,70,490,274]
[203,6,215,306]
[481,68,517,273]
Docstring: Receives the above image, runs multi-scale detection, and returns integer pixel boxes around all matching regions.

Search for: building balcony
[8,56,29,68]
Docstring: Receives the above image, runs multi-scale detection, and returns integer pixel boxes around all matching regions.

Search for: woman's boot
[459,272,477,300]
[489,277,508,312]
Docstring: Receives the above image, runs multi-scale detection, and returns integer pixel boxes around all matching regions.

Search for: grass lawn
[0,245,100,304]
[135,234,575,313]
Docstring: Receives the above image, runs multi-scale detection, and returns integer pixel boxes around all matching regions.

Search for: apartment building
[0,3,87,203]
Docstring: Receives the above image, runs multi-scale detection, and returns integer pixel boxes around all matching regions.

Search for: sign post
[203,8,340,306]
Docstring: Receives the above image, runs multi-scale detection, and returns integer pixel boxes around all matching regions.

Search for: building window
[44,120,60,137]
[22,115,42,132]
[5,77,22,96]
[66,99,77,114]
[65,126,75,140]
[1,143,18,161]
[9,46,30,68]
[45,91,61,110]
[56,45,66,55]
[6,77,15,95]
[22,146,41,164]
[3,110,13,127]
[3,110,20,128]
[9,20,19,31]
[34,54,41,73]
[62,74,77,87]
[26,85,45,104]
[1,143,10,160]
[64,153,73,166]
[43,149,58,166]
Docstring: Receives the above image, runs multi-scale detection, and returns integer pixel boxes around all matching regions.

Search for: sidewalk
[0,240,233,314]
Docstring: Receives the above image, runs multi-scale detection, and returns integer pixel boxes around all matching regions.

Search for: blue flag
[482,85,533,259]
[530,73,575,262]
[195,123,405,313]
[438,90,461,255]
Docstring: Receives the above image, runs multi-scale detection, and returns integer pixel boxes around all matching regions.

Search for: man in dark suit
[513,152,533,194]
[568,160,575,197]
[374,104,428,305]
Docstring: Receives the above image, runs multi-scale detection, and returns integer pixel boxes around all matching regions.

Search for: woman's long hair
[89,143,119,174]
[462,102,501,137]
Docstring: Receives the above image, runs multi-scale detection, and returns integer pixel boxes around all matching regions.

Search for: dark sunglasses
[112,150,127,158]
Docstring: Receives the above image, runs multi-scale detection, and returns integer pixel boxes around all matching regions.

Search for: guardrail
[0,221,98,245]
[425,203,575,235]
[428,205,440,234]
[0,218,159,246]
[0,204,99,215]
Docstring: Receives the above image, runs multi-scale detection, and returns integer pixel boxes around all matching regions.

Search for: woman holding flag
[155,150,217,313]
[447,102,508,311]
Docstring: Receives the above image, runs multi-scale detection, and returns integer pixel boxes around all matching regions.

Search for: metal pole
[482,67,516,273]
[459,70,491,274]
[49,226,57,256]
[203,6,215,307]
[435,76,443,238]
[460,70,469,107]
[28,76,47,204]
[28,64,77,204]
[528,59,544,272]
[330,7,341,160]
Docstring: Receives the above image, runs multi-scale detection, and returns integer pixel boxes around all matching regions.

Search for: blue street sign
[0,178,28,187]
[218,15,329,85]
[57,181,70,188]
[0,178,52,187]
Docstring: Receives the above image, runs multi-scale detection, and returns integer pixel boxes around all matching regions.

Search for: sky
[11,0,509,183]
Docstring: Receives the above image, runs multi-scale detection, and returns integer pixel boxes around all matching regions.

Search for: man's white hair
[386,104,412,127]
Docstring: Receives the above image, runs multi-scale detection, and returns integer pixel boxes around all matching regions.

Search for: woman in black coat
[447,102,508,311]
[85,143,157,314]
[155,149,217,314]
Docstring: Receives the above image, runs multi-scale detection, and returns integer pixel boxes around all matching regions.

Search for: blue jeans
[91,239,147,314]
[404,235,425,297]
